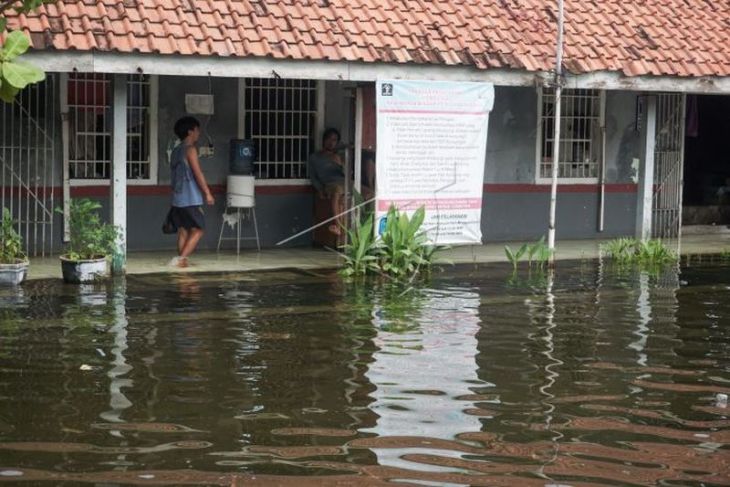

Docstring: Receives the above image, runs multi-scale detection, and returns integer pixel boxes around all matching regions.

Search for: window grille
[538,88,602,180]
[242,78,318,179]
[67,73,153,181]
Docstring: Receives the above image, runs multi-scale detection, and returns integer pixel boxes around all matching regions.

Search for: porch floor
[23,233,730,281]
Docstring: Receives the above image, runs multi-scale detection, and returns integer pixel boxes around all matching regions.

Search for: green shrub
[600,237,677,268]
[0,208,25,264]
[379,206,435,278]
[56,199,119,261]
[341,213,380,277]
[341,205,438,280]
[600,237,637,263]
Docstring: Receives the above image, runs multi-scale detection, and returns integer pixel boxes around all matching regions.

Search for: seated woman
[308,128,345,235]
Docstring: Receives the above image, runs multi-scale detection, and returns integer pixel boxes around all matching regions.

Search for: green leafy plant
[600,237,637,263]
[55,199,119,261]
[378,205,435,278]
[341,212,380,277]
[341,205,439,280]
[636,239,677,265]
[504,243,527,270]
[1,1,53,102]
[527,236,552,268]
[0,207,25,264]
[505,237,552,270]
[600,237,677,268]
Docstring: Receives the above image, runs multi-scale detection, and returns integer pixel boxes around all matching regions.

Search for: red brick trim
[484,183,637,193]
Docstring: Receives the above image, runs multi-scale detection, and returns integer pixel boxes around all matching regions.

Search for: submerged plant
[527,236,552,268]
[340,205,439,280]
[379,206,436,278]
[341,213,380,277]
[636,239,677,265]
[504,243,527,270]
[505,236,552,270]
[600,237,677,269]
[600,237,637,263]
[55,199,119,261]
[0,207,26,264]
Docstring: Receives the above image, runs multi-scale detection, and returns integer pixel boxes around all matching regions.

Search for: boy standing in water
[167,117,214,267]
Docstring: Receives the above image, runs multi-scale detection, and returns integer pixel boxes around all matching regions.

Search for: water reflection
[361,286,483,475]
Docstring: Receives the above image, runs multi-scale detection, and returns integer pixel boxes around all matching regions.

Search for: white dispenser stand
[217,175,260,254]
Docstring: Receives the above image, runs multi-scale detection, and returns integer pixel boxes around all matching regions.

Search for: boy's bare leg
[177,228,189,255]
[180,228,204,259]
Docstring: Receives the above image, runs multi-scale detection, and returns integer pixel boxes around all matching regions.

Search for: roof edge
[23,51,730,94]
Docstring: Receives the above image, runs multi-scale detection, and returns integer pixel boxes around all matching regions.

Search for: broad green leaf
[2,60,44,89]
[504,246,515,262]
[409,207,425,237]
[516,243,528,261]
[0,79,19,103]
[1,31,30,61]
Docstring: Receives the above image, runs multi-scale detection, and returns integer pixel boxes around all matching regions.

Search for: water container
[227,175,255,208]
[229,139,255,175]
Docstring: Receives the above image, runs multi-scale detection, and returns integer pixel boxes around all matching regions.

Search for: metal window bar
[67,73,151,181]
[243,78,317,179]
[652,93,684,240]
[0,75,57,257]
[541,88,601,179]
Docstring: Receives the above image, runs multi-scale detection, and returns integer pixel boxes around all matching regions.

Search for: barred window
[242,78,318,179]
[538,88,602,181]
[66,73,155,182]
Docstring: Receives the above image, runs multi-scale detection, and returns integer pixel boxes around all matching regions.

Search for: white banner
[375,80,494,245]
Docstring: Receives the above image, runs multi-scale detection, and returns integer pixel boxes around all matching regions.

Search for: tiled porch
[22,233,730,281]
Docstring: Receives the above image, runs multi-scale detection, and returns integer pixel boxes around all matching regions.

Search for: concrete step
[682,224,730,235]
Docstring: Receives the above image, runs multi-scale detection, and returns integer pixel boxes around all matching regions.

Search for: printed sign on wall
[376,80,494,245]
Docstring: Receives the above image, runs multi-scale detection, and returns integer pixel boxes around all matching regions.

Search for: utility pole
[547,0,565,265]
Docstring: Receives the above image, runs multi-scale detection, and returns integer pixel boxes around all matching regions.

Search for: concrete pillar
[635,95,656,241]
[111,74,127,273]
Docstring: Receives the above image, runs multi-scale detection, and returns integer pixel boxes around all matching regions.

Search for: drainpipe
[547,0,565,264]
[598,93,607,233]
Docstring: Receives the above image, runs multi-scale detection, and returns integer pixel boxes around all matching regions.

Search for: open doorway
[683,94,730,228]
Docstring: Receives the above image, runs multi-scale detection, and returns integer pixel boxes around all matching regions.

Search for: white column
[111,74,127,273]
[636,95,657,241]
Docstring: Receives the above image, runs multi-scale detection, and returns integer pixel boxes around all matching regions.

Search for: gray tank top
[170,143,203,207]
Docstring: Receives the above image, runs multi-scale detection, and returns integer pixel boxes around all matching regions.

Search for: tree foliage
[0,1,54,102]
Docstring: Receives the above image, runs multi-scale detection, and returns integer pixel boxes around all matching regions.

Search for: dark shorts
[169,206,205,231]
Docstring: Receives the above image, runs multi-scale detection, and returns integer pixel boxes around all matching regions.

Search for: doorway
[682,95,730,228]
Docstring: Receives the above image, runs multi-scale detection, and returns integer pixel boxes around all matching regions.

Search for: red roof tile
[2,0,729,78]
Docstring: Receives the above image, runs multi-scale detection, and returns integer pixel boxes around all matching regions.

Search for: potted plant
[0,208,28,286]
[57,199,119,284]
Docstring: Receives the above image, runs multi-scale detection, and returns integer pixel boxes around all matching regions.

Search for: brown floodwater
[0,261,728,486]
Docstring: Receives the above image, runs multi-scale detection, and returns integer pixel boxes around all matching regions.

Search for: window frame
[535,87,605,185]
[237,78,325,184]
[62,74,159,187]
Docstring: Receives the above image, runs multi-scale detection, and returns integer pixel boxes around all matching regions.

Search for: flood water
[0,261,729,486]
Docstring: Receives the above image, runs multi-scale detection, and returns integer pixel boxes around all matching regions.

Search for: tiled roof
[3,0,730,77]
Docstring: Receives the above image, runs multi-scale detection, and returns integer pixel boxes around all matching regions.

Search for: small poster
[376,80,494,245]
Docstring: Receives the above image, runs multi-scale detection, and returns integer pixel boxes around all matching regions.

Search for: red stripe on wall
[484,183,637,193]
[2,183,636,198]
